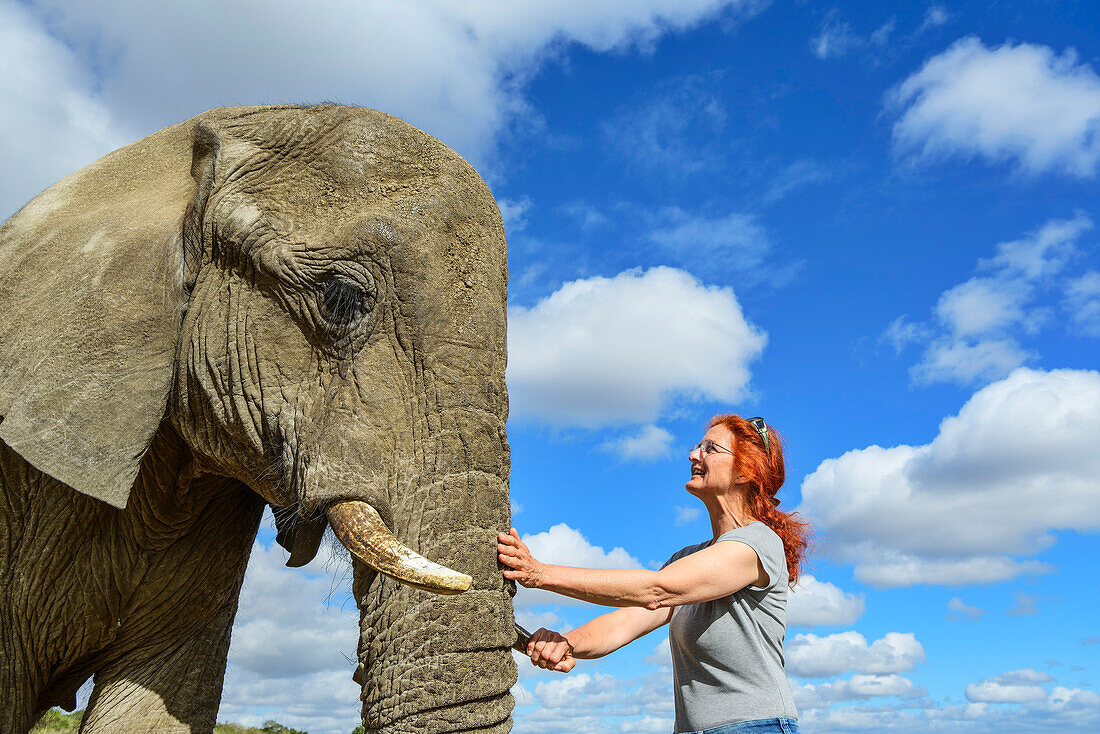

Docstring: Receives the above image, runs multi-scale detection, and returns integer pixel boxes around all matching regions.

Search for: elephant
[0,105,517,733]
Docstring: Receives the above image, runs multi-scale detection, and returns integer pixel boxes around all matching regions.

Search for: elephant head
[0,106,516,731]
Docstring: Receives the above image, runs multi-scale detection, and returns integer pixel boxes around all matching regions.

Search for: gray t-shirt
[663,521,798,732]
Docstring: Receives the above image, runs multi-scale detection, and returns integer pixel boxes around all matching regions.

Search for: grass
[215,723,310,734]
[30,710,81,732]
[33,711,314,734]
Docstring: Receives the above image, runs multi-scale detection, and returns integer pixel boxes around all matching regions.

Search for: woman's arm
[525,605,672,671]
[567,605,673,657]
[498,529,768,609]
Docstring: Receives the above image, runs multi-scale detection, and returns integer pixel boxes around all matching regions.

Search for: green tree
[31,709,84,732]
[261,721,308,734]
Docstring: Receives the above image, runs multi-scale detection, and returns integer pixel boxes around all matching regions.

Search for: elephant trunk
[349,460,516,733]
[307,402,515,732]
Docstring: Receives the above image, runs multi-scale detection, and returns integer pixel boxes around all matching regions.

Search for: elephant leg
[79,603,238,734]
[0,646,39,734]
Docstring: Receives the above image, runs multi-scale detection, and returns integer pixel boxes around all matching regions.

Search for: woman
[498,414,810,734]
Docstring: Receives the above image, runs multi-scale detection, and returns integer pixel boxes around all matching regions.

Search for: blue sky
[3,1,1098,732]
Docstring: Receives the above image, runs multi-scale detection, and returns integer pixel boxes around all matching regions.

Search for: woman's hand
[526,627,576,672]
[497,528,546,588]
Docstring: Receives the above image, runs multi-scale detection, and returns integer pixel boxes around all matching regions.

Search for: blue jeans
[686,718,800,734]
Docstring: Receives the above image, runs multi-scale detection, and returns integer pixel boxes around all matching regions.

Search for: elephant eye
[319,275,376,336]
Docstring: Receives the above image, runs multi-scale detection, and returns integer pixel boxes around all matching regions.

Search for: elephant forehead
[203,106,508,328]
[220,163,501,259]
[205,106,503,250]
[216,108,472,195]
[319,113,469,176]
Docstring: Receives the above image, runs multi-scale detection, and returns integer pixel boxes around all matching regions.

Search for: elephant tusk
[326,499,472,595]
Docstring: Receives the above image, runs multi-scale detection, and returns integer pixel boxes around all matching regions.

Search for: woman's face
[686,423,743,497]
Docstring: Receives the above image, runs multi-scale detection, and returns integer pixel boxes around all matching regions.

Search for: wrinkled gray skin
[0,106,516,733]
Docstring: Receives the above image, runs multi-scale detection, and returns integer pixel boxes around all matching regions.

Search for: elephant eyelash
[319,276,376,334]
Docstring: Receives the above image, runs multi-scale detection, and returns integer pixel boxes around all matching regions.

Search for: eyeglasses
[691,438,733,456]
[748,417,771,456]
[691,418,771,458]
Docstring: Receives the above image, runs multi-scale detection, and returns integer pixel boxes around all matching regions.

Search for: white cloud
[674,505,702,526]
[514,663,675,733]
[918,6,950,34]
[602,424,675,461]
[515,523,643,607]
[799,367,1100,587]
[966,669,1055,703]
[523,632,1099,732]
[439,0,763,58]
[881,315,933,356]
[525,523,643,571]
[1065,271,1100,336]
[1007,590,1039,616]
[796,686,1100,730]
[0,0,124,218]
[946,597,986,621]
[508,267,766,426]
[498,196,533,233]
[4,0,762,213]
[886,214,1093,385]
[218,668,361,734]
[511,681,537,707]
[536,672,619,709]
[604,75,730,174]
[220,538,362,734]
[792,674,925,709]
[810,11,893,62]
[982,214,1089,279]
[891,37,1100,177]
[1039,686,1100,716]
[644,638,672,668]
[787,631,925,678]
[228,543,357,677]
[762,159,833,204]
[911,337,1034,386]
[514,609,566,635]
[869,19,896,49]
[811,12,858,60]
[1001,669,1057,684]
[650,211,768,261]
[563,201,610,231]
[513,649,544,682]
[787,574,866,627]
[851,553,1051,589]
[620,715,676,732]
[934,277,1032,337]
[648,209,793,285]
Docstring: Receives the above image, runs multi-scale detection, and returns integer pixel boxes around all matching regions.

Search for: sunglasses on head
[692,417,771,457]
[747,417,770,456]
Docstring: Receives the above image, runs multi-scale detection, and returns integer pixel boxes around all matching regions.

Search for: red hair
[709,414,812,586]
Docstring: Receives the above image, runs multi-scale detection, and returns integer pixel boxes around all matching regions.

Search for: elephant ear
[0,118,222,508]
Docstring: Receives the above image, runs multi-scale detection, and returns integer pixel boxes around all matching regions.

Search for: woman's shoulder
[717,522,786,567]
[662,539,711,568]
[718,521,781,545]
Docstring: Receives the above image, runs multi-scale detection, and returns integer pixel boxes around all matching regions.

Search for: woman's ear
[0,118,222,508]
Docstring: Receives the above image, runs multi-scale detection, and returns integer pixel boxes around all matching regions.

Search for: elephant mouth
[326,499,472,594]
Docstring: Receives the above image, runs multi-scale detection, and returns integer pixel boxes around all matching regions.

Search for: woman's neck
[701,491,755,540]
